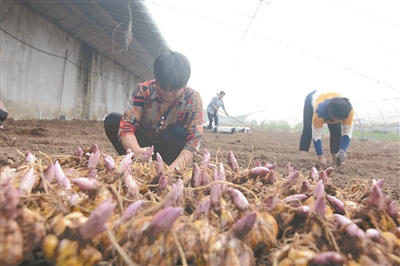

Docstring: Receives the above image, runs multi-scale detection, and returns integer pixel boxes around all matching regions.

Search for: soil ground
[1,119,399,201]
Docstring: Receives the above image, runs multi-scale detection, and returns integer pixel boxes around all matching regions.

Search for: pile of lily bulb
[1,144,399,266]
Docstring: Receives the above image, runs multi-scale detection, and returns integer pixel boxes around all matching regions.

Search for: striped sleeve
[341,109,354,151]
[118,86,145,139]
[183,90,204,153]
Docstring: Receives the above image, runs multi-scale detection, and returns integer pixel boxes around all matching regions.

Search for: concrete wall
[0,2,142,121]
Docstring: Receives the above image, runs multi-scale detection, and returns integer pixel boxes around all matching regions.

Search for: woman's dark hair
[218,91,225,96]
[154,50,191,91]
[328,97,352,119]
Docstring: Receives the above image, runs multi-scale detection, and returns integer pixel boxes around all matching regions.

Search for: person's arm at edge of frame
[118,86,149,157]
[169,92,204,171]
[0,101,8,112]
[336,110,354,165]
[311,114,327,165]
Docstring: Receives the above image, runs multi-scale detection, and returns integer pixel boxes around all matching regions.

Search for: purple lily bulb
[123,171,139,199]
[384,196,397,218]
[191,163,201,187]
[283,171,300,188]
[265,162,277,170]
[267,170,276,184]
[313,196,326,218]
[4,184,20,218]
[120,200,144,224]
[333,214,365,239]
[370,182,384,210]
[176,178,185,202]
[227,150,239,172]
[217,162,226,181]
[210,183,222,212]
[283,194,308,204]
[155,152,163,174]
[79,198,116,240]
[0,176,13,186]
[324,167,334,177]
[318,170,327,183]
[327,195,345,214]
[264,193,280,211]
[69,193,78,204]
[309,167,318,180]
[45,163,55,183]
[72,177,98,191]
[87,169,97,179]
[88,149,101,171]
[227,188,249,211]
[103,157,115,172]
[250,166,270,177]
[193,197,211,220]
[312,252,344,265]
[116,152,134,174]
[24,152,35,164]
[89,144,99,154]
[230,211,257,239]
[372,179,384,189]
[75,147,83,158]
[147,207,183,235]
[285,162,294,177]
[142,145,154,161]
[254,159,262,167]
[102,153,115,172]
[19,167,36,194]
[158,174,168,191]
[201,171,211,192]
[313,180,325,199]
[200,149,210,169]
[54,160,71,189]
[66,168,75,175]
[296,205,310,217]
[366,228,381,240]
[162,179,184,208]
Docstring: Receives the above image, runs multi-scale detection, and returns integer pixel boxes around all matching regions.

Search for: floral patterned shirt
[118,79,204,153]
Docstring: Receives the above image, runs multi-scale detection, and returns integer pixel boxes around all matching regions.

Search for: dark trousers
[103,113,187,165]
[207,111,218,129]
[299,92,342,154]
[0,110,8,126]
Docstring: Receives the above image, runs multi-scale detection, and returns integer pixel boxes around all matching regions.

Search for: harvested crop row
[1,145,399,265]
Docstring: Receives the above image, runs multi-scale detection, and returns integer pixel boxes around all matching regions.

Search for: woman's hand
[121,135,148,158]
[133,147,150,159]
[169,150,194,171]
[336,150,347,166]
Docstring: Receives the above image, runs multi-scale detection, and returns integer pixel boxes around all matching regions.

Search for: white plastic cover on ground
[245,110,303,129]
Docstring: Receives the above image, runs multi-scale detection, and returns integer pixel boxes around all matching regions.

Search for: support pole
[58,49,68,119]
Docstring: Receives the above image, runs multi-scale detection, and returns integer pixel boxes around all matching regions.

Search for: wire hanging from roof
[112,3,133,54]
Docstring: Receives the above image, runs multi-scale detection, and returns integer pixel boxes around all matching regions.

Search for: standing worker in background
[299,90,354,166]
[104,50,203,171]
[207,91,228,129]
[0,101,8,128]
